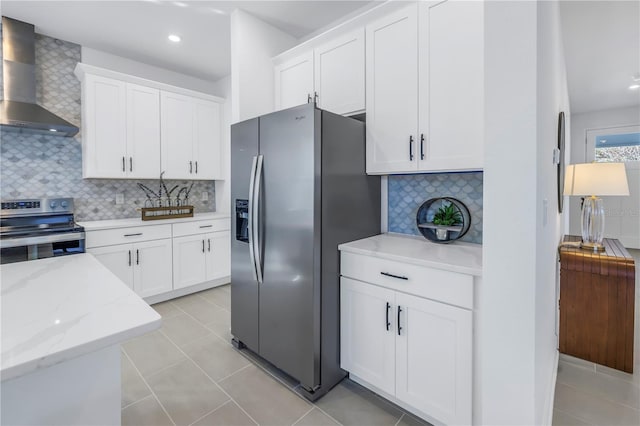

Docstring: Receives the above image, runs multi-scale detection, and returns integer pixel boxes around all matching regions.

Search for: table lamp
[564,162,630,252]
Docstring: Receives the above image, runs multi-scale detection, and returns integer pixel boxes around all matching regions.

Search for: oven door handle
[0,231,86,249]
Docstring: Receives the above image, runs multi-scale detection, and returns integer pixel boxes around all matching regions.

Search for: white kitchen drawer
[172,218,229,237]
[86,224,172,248]
[340,251,473,309]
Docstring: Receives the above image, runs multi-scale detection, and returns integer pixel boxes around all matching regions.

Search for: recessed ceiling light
[168,34,181,43]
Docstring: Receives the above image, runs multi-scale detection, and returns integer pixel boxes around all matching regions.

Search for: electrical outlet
[115,193,125,205]
[201,191,209,202]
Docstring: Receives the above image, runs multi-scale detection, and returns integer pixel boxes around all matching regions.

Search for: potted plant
[432,202,463,240]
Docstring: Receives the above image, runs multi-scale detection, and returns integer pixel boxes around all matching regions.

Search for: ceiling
[1,0,375,82]
[559,1,640,114]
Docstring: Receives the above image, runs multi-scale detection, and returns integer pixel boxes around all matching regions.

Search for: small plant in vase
[432,202,463,240]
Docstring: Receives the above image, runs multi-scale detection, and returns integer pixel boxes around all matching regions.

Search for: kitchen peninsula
[1,254,161,426]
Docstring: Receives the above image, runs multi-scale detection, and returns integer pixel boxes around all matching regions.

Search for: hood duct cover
[0,17,79,137]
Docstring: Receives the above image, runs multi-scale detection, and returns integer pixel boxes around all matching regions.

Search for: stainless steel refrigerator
[230,103,380,401]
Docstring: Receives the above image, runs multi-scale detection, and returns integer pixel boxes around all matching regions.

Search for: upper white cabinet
[275,52,314,111]
[75,63,224,181]
[366,1,484,174]
[365,5,419,174]
[161,92,222,180]
[274,29,365,116]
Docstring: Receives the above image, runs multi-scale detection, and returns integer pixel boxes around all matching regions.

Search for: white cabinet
[340,251,473,425]
[275,29,365,116]
[80,75,160,179]
[314,29,366,115]
[161,92,222,180]
[173,230,230,290]
[89,239,172,298]
[366,1,484,174]
[275,52,314,111]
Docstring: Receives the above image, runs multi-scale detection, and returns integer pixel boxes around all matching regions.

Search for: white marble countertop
[78,212,230,231]
[1,254,161,381]
[339,233,483,276]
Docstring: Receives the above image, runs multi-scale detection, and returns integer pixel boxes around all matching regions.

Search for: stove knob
[50,201,58,209]
[60,201,68,209]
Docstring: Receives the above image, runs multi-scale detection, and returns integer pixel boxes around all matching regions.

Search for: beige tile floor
[121,285,431,426]
[553,248,640,426]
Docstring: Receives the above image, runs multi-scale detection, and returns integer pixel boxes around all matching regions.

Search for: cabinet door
[314,29,365,115]
[365,4,419,174]
[341,277,396,396]
[172,234,207,290]
[83,75,127,178]
[126,84,161,179]
[161,91,195,179]
[205,231,230,281]
[133,239,173,298]
[275,52,314,111]
[193,99,222,180]
[88,245,134,290]
[395,292,472,425]
[418,0,484,171]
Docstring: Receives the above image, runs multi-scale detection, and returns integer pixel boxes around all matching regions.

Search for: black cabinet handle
[129,157,133,172]
[386,302,391,331]
[128,250,131,266]
[380,271,408,281]
[195,161,198,174]
[199,225,213,229]
[124,233,143,237]
[420,134,425,160]
[314,91,319,104]
[409,136,414,161]
[208,238,211,252]
[122,156,126,172]
[202,240,205,253]
[307,93,312,103]
[190,161,193,174]
[136,249,139,265]
[397,306,403,336]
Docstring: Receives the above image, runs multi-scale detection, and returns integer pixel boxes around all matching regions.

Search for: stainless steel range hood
[0,17,79,137]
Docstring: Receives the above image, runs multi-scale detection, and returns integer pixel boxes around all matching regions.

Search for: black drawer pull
[380,272,408,281]
[397,306,403,336]
[124,233,143,237]
[199,225,213,229]
[386,302,391,331]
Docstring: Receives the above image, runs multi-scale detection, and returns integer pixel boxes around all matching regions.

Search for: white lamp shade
[564,162,630,196]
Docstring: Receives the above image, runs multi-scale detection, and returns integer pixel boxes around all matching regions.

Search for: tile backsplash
[0,33,215,221]
[387,172,483,244]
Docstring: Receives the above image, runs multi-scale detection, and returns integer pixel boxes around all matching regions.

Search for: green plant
[432,202,462,226]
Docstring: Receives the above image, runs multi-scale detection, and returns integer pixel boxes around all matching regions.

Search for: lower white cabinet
[340,259,473,425]
[173,231,230,290]
[89,239,172,298]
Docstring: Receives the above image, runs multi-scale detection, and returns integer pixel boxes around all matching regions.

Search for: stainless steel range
[0,198,85,264]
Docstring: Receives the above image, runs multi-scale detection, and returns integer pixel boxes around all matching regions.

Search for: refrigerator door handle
[253,155,264,284]
[248,156,259,282]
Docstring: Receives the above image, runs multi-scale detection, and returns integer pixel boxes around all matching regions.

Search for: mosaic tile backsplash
[388,172,483,244]
[0,33,215,221]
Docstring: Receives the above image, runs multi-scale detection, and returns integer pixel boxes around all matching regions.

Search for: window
[594,132,640,162]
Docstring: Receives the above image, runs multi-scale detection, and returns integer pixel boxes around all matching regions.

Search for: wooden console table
[559,236,636,373]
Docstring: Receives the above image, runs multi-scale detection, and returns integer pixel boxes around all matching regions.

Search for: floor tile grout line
[558,381,640,413]
[290,406,315,426]
[167,298,233,345]
[187,399,239,426]
[121,393,155,412]
[140,353,190,381]
[121,347,177,426]
[310,404,345,426]
[193,288,232,312]
[216,363,253,384]
[394,413,405,426]
[553,407,598,426]
[158,329,262,426]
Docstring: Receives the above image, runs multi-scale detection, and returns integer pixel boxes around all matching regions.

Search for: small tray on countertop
[139,205,194,221]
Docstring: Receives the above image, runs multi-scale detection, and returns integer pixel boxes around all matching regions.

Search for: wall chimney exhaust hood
[0,17,79,137]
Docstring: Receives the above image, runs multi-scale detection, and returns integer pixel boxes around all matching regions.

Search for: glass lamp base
[581,196,605,251]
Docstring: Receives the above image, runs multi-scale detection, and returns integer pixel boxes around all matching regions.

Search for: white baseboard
[144,276,230,305]
[542,350,560,425]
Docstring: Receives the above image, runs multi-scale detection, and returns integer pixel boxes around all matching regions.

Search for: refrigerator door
[258,103,321,390]
[231,118,260,351]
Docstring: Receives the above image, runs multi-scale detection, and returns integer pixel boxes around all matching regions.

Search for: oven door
[0,232,85,264]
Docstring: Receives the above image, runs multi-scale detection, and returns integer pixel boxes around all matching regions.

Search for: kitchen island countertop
[339,233,482,276]
[1,254,161,381]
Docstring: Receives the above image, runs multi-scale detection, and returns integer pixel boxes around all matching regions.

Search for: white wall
[81,47,220,96]
[212,75,231,214]
[535,1,571,424]
[230,10,297,123]
[482,0,569,424]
